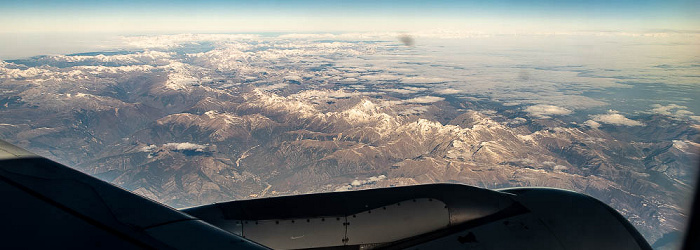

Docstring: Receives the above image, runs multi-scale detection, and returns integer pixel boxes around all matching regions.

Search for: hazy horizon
[1,1,698,248]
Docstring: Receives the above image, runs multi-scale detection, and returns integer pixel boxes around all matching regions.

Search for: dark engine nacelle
[183,184,651,250]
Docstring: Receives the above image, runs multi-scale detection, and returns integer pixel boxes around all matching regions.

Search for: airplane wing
[0,139,652,249]
[0,140,268,249]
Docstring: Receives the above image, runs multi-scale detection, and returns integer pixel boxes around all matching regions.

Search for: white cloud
[274,31,558,40]
[350,175,386,186]
[140,145,157,152]
[382,88,418,94]
[336,174,388,191]
[284,75,303,82]
[433,88,461,95]
[338,77,359,83]
[650,104,698,122]
[162,142,207,152]
[359,73,402,81]
[0,50,172,82]
[651,104,687,116]
[403,96,445,104]
[0,63,47,79]
[140,142,208,154]
[384,96,444,107]
[78,65,156,74]
[591,110,644,126]
[524,105,572,118]
[277,32,398,40]
[381,86,426,95]
[288,89,385,102]
[583,120,601,128]
[48,50,172,65]
[400,76,450,84]
[511,117,528,125]
[123,34,260,49]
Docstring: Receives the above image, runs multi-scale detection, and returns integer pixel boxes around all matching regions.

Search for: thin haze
[1,0,698,33]
[0,0,698,59]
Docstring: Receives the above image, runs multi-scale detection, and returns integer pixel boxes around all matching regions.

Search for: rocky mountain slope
[0,35,697,246]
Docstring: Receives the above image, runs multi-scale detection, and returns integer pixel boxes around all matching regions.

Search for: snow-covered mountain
[0,34,697,247]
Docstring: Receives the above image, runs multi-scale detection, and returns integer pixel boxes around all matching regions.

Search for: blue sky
[0,0,698,33]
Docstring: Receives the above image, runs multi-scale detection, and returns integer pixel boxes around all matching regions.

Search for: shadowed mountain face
[0,34,698,246]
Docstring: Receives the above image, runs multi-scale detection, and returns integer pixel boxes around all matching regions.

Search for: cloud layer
[589,110,644,127]
[524,105,572,118]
